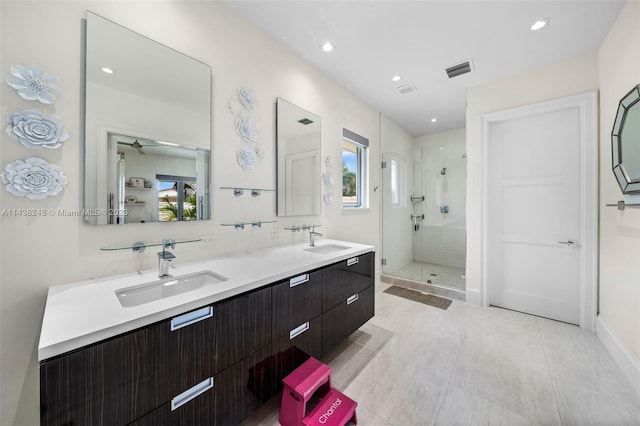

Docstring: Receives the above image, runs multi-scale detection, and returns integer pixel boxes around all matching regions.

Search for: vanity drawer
[272,270,322,338]
[321,251,374,311]
[40,305,216,426]
[128,374,217,426]
[215,286,272,373]
[322,285,374,357]
[271,316,322,392]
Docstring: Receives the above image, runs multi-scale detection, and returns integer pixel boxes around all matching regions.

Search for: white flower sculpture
[238,87,256,109]
[237,148,257,170]
[6,109,68,149]
[235,114,258,143]
[1,157,68,199]
[6,65,61,104]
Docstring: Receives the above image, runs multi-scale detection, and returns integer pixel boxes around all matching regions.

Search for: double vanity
[38,240,375,425]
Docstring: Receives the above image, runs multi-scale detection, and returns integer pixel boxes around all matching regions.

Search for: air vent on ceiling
[446,59,474,78]
[297,118,314,125]
[396,83,417,95]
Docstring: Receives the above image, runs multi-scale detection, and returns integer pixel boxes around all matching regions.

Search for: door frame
[480,91,598,331]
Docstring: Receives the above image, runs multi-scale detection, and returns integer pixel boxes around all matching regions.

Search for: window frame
[342,128,369,209]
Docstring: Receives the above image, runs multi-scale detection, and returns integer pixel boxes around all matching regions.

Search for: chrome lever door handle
[558,240,577,246]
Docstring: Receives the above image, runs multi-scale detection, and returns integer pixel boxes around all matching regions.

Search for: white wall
[465,52,599,304]
[597,0,640,393]
[0,2,380,424]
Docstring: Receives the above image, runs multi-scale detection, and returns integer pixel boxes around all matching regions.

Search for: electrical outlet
[201,235,215,246]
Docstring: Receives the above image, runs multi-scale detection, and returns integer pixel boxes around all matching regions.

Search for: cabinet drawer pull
[170,306,213,331]
[290,274,310,287]
[346,257,359,266]
[346,294,359,305]
[171,377,214,411]
[289,322,310,339]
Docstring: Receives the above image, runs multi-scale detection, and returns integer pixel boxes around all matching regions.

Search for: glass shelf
[221,220,277,230]
[100,238,202,252]
[283,224,322,232]
[220,186,276,197]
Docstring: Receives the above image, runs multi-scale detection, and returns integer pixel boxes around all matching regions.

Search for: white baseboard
[596,316,640,397]
[466,288,481,305]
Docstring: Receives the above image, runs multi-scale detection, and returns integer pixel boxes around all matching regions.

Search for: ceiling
[224,0,625,136]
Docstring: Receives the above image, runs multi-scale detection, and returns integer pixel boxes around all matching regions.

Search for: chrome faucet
[309,227,323,246]
[158,239,176,278]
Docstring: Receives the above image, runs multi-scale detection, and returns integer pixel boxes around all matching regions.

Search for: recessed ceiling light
[531,18,549,31]
[321,42,334,52]
[101,67,115,75]
[392,75,402,82]
[431,118,437,123]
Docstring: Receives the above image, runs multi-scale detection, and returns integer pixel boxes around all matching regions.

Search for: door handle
[558,240,577,247]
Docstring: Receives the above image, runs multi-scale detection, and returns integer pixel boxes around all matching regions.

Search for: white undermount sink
[115,270,228,308]
[304,243,351,254]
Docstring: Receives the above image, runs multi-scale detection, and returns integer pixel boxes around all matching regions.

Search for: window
[390,158,401,206]
[157,174,197,221]
[342,129,368,208]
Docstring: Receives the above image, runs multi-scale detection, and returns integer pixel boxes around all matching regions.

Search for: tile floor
[243,281,640,426]
[386,261,466,291]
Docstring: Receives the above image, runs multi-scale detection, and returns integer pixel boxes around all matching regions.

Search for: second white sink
[304,243,351,254]
[115,270,228,307]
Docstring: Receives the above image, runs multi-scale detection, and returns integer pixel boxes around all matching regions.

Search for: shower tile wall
[414,134,466,269]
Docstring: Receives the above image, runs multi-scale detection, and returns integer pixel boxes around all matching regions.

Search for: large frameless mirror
[84,12,212,224]
[276,98,321,216]
[612,84,640,194]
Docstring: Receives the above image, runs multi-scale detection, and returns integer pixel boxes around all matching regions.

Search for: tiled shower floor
[386,261,465,291]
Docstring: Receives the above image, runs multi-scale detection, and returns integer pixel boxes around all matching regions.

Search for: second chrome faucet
[309,226,323,246]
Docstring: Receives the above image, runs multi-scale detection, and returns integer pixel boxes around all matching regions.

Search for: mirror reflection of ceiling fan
[116,139,160,155]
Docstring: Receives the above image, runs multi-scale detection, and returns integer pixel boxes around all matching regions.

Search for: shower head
[440,167,446,175]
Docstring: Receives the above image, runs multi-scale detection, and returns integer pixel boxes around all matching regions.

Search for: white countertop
[38,239,375,361]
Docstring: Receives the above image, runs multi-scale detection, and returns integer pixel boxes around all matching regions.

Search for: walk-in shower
[381,136,466,300]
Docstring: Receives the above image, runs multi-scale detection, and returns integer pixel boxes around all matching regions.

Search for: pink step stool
[280,357,332,426]
[280,357,357,426]
[303,388,357,426]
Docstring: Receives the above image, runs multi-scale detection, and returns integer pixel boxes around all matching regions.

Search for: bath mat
[383,286,452,310]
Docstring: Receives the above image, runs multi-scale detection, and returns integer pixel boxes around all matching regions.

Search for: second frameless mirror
[276,98,321,216]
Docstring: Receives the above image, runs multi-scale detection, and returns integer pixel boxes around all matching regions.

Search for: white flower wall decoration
[1,157,68,199]
[6,109,68,149]
[235,114,258,143]
[6,65,61,104]
[238,87,256,109]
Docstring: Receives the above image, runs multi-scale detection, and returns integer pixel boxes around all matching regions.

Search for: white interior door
[488,107,581,324]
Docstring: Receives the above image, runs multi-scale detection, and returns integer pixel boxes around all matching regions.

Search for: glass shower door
[381,148,425,281]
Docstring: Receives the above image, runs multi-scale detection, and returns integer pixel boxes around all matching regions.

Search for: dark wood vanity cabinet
[40,305,217,426]
[40,251,374,426]
[215,286,272,372]
[321,252,374,311]
[321,252,375,356]
[271,270,322,338]
[322,286,375,356]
